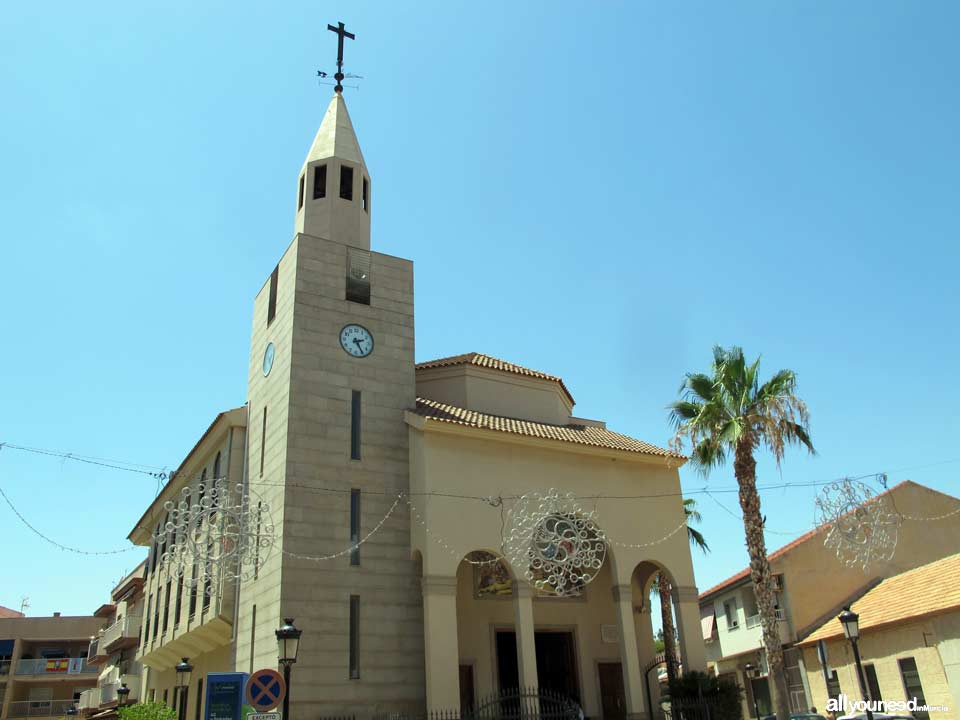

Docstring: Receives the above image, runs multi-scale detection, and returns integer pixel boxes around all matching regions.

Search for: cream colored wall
[411,429,696,588]
[145,644,233,720]
[934,614,960,715]
[801,617,958,720]
[416,366,573,426]
[455,557,622,717]
[234,232,300,681]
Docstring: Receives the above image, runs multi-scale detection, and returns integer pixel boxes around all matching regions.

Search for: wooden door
[598,662,626,720]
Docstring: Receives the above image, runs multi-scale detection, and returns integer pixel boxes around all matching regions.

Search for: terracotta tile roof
[800,551,960,644]
[413,397,683,460]
[698,480,923,601]
[416,353,575,405]
[0,605,25,618]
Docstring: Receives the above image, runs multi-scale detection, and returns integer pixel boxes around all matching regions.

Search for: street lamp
[838,606,873,720]
[175,658,194,720]
[275,618,302,720]
[744,664,762,720]
[116,683,130,709]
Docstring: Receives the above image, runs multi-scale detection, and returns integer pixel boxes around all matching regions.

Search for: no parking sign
[245,669,286,713]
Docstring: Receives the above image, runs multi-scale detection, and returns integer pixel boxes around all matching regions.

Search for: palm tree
[653,498,709,680]
[668,346,814,720]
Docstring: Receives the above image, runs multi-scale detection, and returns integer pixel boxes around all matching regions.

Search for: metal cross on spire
[327,21,355,93]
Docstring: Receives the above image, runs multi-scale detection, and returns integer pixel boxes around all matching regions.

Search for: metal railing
[7,700,78,718]
[79,688,101,710]
[15,658,96,675]
[102,615,142,649]
[744,608,787,629]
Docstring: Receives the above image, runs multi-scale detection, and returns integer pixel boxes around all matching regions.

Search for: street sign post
[245,669,286,713]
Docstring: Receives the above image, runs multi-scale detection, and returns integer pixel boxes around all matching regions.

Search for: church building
[127,30,707,720]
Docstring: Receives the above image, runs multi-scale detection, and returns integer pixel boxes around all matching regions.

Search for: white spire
[306,92,366,167]
[295,92,371,250]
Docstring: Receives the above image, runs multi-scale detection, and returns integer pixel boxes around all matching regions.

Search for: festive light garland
[815,478,901,570]
[155,478,274,591]
[504,489,607,597]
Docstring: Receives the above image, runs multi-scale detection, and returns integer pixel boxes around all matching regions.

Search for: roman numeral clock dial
[340,323,374,358]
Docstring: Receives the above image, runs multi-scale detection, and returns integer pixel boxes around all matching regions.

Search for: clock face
[340,324,374,358]
[262,342,275,376]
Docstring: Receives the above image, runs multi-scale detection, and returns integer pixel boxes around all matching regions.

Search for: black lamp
[276,618,303,720]
[116,683,130,708]
[175,658,193,720]
[838,606,873,720]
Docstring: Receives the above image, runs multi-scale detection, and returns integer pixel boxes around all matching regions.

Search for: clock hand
[353,338,363,350]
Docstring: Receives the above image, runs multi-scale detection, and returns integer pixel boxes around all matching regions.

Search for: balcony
[78,687,101,711]
[102,616,142,652]
[87,638,107,664]
[15,659,97,676]
[1,659,11,675]
[744,608,787,629]
[100,675,140,706]
[7,700,77,718]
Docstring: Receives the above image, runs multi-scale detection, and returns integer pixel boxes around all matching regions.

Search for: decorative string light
[605,517,690,549]
[816,478,901,570]
[156,478,274,592]
[504,489,607,597]
[0,484,136,555]
[282,494,403,562]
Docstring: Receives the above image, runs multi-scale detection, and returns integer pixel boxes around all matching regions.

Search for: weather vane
[317,21,362,93]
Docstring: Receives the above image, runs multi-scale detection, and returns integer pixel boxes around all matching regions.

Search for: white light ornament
[815,478,900,571]
[504,489,607,597]
[154,478,274,592]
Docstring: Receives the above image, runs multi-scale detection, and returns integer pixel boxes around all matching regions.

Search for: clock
[340,324,374,358]
[262,342,275,376]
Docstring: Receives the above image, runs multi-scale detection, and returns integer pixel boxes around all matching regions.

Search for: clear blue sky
[2,1,958,618]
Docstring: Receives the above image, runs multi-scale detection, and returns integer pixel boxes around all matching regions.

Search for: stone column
[422,575,461,712]
[613,584,649,720]
[513,582,539,689]
[671,586,707,673]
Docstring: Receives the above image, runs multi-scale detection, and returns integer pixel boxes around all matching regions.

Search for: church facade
[127,88,706,720]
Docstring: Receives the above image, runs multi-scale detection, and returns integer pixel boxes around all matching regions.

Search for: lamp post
[175,658,193,720]
[838,606,873,720]
[744,664,762,720]
[116,683,130,710]
[275,618,302,720]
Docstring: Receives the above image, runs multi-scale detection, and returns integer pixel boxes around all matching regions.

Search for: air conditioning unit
[729,620,740,630]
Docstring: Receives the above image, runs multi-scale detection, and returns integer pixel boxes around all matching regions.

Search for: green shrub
[667,671,743,720]
[117,702,178,720]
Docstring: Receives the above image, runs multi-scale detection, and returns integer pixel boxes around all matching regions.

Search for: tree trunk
[657,573,679,684]
[734,437,791,720]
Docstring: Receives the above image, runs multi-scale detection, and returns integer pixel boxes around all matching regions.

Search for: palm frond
[687,526,710,554]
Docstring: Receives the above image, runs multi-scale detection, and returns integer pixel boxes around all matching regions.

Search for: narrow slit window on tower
[351,390,361,460]
[340,165,354,200]
[346,248,371,305]
[350,489,361,566]
[260,407,268,477]
[349,595,360,679]
[297,174,305,210]
[313,164,327,199]
[267,265,279,326]
[362,177,369,212]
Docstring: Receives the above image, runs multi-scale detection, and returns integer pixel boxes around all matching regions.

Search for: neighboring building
[0,613,102,720]
[127,407,246,719]
[798,551,960,720]
[117,84,710,720]
[699,481,960,719]
[79,562,147,719]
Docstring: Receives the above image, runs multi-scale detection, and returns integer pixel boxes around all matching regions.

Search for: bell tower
[237,23,423,716]
[294,92,371,250]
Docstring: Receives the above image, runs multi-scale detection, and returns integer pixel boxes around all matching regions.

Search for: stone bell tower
[236,25,423,716]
